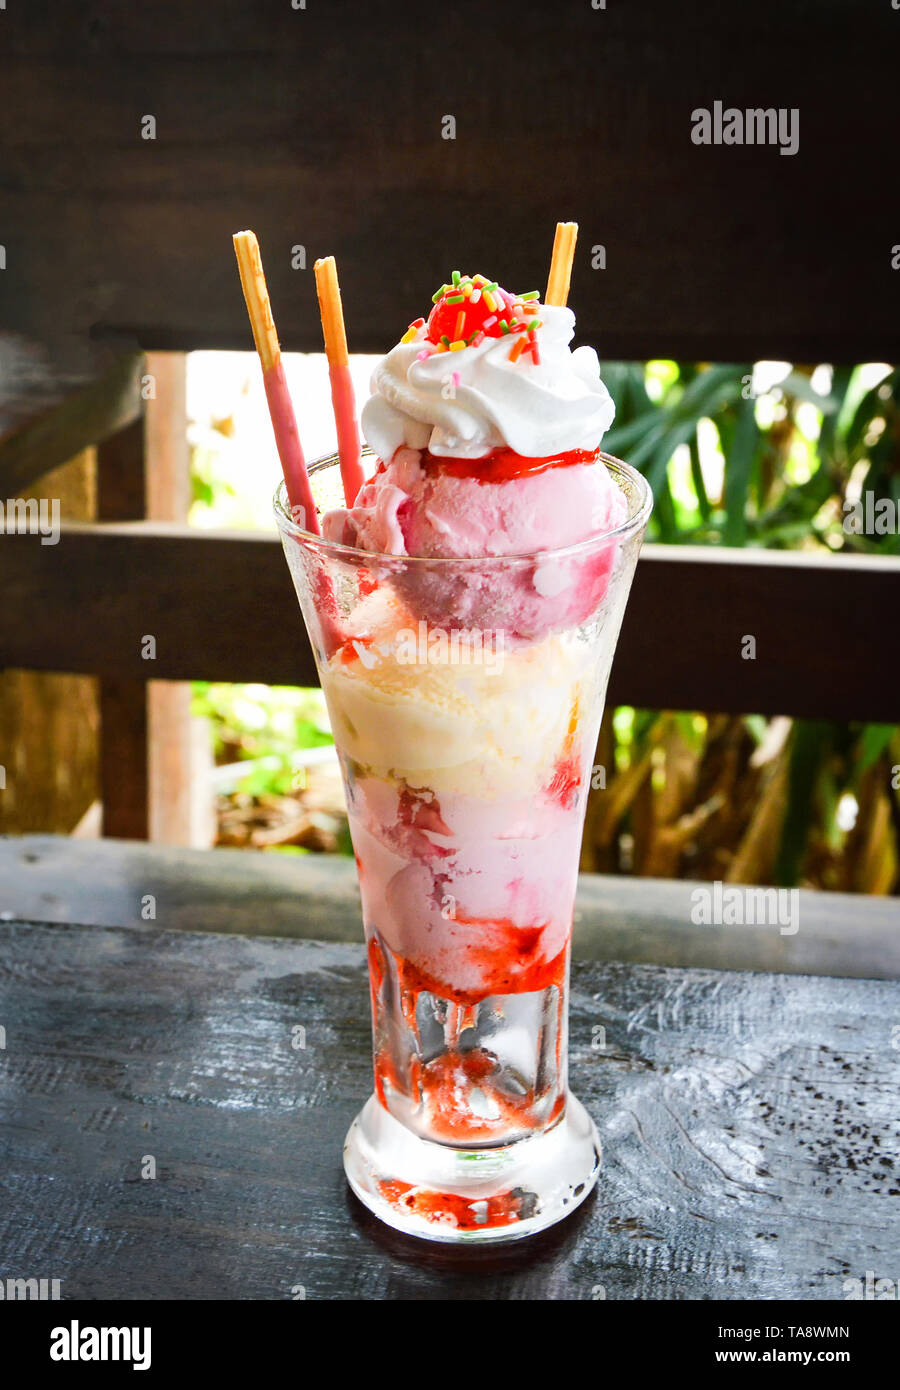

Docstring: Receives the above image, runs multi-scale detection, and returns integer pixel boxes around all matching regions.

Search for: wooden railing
[1,348,899,841]
[3,352,898,710]
[1,519,898,723]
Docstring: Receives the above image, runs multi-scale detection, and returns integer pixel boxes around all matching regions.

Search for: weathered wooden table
[1,835,899,1300]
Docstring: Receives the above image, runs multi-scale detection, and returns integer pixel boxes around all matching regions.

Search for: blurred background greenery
[190,355,899,893]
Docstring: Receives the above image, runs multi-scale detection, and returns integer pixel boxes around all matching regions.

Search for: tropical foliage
[583,360,899,891]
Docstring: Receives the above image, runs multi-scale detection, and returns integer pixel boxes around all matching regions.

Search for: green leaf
[670,363,747,421]
[754,465,835,538]
[858,723,896,773]
[688,436,711,522]
[845,386,888,460]
[602,412,664,457]
[601,362,631,418]
[624,362,655,416]
[723,397,759,546]
[818,364,854,465]
[192,476,215,507]
[774,721,833,886]
[777,371,839,414]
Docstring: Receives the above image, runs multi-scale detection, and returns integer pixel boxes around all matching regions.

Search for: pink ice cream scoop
[321,277,627,638]
[323,445,628,639]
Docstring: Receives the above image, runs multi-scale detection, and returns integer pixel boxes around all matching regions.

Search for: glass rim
[273,447,653,567]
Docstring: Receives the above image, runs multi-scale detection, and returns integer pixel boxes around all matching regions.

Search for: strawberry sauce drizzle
[377,1180,524,1231]
[370,933,568,1144]
[396,934,567,1007]
[420,444,600,484]
[544,697,583,810]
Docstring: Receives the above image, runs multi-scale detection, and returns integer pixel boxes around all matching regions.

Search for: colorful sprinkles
[419,273,545,364]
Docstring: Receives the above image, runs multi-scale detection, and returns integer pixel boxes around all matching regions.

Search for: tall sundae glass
[276,307,650,1242]
[229,223,655,1242]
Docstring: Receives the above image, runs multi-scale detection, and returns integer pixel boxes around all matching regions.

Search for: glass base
[343,1092,601,1244]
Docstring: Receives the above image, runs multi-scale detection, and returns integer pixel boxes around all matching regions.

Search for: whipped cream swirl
[361,304,615,461]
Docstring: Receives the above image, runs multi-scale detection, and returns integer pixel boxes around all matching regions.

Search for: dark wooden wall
[1,0,898,365]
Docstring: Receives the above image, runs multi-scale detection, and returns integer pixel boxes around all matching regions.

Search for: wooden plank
[0,450,99,835]
[0,525,897,720]
[96,418,145,519]
[144,352,191,522]
[2,835,899,982]
[0,350,145,497]
[610,544,900,720]
[147,683,211,846]
[0,523,319,688]
[97,679,148,840]
[1,917,898,1298]
[0,835,363,944]
[144,352,213,848]
[96,421,149,839]
[0,335,87,441]
[0,1,897,361]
